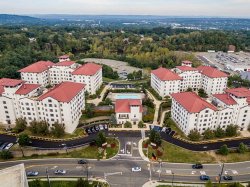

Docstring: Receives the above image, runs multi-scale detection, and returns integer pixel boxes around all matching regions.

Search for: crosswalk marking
[232,170,238,175]
[200,171,206,175]
[166,170,172,174]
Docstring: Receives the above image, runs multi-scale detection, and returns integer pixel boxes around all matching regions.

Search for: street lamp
[171,172,175,187]
[46,168,51,187]
[218,162,225,184]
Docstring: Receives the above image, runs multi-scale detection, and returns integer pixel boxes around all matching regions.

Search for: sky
[0,0,250,18]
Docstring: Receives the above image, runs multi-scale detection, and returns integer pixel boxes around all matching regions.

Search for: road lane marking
[191,171,196,175]
[166,170,172,174]
[232,170,238,175]
[200,171,206,175]
[51,166,58,170]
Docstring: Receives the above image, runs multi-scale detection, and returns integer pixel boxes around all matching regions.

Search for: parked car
[104,124,108,130]
[78,159,88,164]
[223,175,233,180]
[99,124,104,131]
[0,142,9,150]
[27,171,39,176]
[192,163,203,169]
[85,128,92,134]
[90,127,96,133]
[132,167,141,172]
[54,170,66,175]
[94,125,100,131]
[200,175,210,181]
[170,131,175,136]
[4,143,13,150]
[161,127,167,133]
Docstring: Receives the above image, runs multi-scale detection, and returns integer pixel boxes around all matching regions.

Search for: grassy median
[29,180,109,187]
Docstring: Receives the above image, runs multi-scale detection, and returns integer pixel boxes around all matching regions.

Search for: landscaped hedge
[147,87,162,100]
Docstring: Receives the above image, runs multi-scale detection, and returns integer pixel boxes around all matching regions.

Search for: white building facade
[115,99,143,125]
[151,67,182,98]
[0,78,85,133]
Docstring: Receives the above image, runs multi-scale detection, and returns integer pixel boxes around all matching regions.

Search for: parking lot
[197,52,250,73]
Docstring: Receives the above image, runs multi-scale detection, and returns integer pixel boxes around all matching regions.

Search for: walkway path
[159,110,170,126]
[87,84,109,106]
[145,89,163,125]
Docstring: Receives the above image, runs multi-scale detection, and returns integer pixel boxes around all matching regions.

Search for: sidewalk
[143,180,205,187]
[138,138,149,161]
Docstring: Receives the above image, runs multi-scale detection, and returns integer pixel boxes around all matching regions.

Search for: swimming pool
[115,94,140,100]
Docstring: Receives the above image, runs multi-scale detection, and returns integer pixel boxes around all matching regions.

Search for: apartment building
[171,92,218,135]
[72,63,103,95]
[0,78,85,133]
[212,87,250,131]
[49,61,80,85]
[171,88,250,135]
[174,66,202,92]
[197,65,228,95]
[18,61,54,86]
[151,67,182,97]
[115,99,143,125]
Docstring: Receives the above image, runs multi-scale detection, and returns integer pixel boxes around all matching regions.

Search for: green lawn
[144,140,216,163]
[8,138,119,161]
[29,180,109,187]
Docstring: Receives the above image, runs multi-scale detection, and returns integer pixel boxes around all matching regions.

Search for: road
[0,131,250,151]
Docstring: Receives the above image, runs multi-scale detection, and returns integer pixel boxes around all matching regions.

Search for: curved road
[0,131,250,151]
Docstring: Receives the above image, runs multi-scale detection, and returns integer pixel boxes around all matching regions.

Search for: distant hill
[0,14,43,25]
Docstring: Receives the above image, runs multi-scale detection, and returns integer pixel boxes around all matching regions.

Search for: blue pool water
[116,94,140,100]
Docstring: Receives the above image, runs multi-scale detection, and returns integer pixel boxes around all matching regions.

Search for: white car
[54,170,66,175]
[132,167,141,172]
[4,143,13,150]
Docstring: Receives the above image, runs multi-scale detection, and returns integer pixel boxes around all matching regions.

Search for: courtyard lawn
[144,140,216,163]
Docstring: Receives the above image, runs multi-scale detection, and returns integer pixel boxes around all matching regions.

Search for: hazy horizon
[0,0,250,18]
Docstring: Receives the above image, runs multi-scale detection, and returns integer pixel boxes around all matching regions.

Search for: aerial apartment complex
[0,57,103,133]
[151,61,228,97]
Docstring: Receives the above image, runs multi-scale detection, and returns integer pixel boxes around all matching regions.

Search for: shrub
[238,142,248,154]
[29,120,49,136]
[138,121,145,128]
[124,121,132,128]
[225,124,238,137]
[51,122,65,138]
[13,118,27,133]
[218,144,229,155]
[188,129,201,141]
[215,126,225,138]
[198,88,208,98]
[0,150,13,159]
[47,152,59,156]
[203,128,215,140]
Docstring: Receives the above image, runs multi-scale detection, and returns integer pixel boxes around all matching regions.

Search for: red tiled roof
[59,55,70,59]
[213,93,237,105]
[176,66,198,72]
[151,67,182,81]
[225,87,250,98]
[0,86,4,95]
[182,60,193,64]
[18,61,54,73]
[38,82,85,102]
[0,78,23,87]
[54,61,75,67]
[197,66,228,78]
[171,92,217,113]
[15,84,41,95]
[72,63,102,76]
[115,99,143,113]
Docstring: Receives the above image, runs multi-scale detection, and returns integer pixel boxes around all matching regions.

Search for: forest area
[0,26,249,79]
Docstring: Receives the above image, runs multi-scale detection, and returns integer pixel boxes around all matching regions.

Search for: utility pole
[86,164,89,182]
[219,162,224,184]
[46,168,51,187]
[171,172,174,187]
[158,160,162,181]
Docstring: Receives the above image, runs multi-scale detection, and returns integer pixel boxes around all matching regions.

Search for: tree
[109,114,117,125]
[51,122,65,138]
[95,132,107,147]
[0,150,13,160]
[198,88,208,98]
[13,118,27,133]
[149,130,162,146]
[18,133,30,157]
[238,142,248,154]
[215,126,225,138]
[225,124,238,137]
[186,87,193,92]
[218,144,229,155]
[188,129,201,141]
[75,178,90,187]
[85,104,95,118]
[29,120,49,136]
[203,128,215,140]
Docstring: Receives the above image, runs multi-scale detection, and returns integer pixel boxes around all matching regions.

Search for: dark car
[27,171,39,176]
[90,127,96,133]
[169,131,175,136]
[78,159,87,164]
[223,175,233,180]
[94,125,100,131]
[0,142,9,150]
[192,163,203,169]
[200,175,210,181]
[85,128,92,134]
